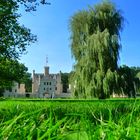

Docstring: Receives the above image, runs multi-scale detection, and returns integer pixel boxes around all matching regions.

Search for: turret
[44,66,49,76]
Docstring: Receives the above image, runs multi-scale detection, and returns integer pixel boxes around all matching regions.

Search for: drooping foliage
[70,1,124,98]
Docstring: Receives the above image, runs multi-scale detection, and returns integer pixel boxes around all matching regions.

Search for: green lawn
[0,99,140,139]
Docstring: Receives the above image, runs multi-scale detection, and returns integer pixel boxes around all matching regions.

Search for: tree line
[0,0,140,99]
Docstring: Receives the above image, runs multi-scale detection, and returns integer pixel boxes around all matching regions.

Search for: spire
[46,55,48,66]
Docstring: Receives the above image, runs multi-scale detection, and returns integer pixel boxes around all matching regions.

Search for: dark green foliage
[118,66,135,97]
[118,65,140,97]
[0,58,29,93]
[20,72,32,92]
[61,73,70,93]
[0,0,37,59]
[0,0,50,59]
[70,1,124,98]
[0,0,48,92]
[130,66,140,93]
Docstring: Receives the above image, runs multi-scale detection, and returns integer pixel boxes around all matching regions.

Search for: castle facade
[32,66,63,98]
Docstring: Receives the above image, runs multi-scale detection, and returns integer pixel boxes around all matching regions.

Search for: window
[47,88,49,91]
[44,88,45,90]
[9,88,12,92]
[47,82,48,85]
[55,87,57,90]
[44,82,46,85]
[15,89,17,93]
[50,82,51,85]
[50,88,52,90]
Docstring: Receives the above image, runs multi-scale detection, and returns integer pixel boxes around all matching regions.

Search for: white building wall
[3,82,26,98]
[38,77,56,98]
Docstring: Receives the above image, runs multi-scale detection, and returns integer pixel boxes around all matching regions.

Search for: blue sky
[19,0,140,74]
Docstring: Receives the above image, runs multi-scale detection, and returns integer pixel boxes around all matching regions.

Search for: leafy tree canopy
[0,0,38,59]
[70,1,124,99]
[0,0,49,93]
[0,58,29,96]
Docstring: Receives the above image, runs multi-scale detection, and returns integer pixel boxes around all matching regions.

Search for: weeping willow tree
[70,1,124,99]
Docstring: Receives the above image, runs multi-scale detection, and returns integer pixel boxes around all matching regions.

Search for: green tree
[0,58,29,95]
[20,72,32,92]
[0,0,51,59]
[70,1,124,99]
[118,65,140,98]
[0,0,37,59]
[130,66,140,94]
[61,73,70,93]
[0,0,49,92]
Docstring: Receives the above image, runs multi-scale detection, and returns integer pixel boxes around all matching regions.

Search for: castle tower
[44,66,49,76]
[44,55,49,76]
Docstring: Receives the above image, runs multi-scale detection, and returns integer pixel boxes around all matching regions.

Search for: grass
[0,99,140,139]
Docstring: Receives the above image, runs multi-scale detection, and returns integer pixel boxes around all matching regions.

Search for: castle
[3,65,64,98]
[3,82,26,98]
[32,66,63,98]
